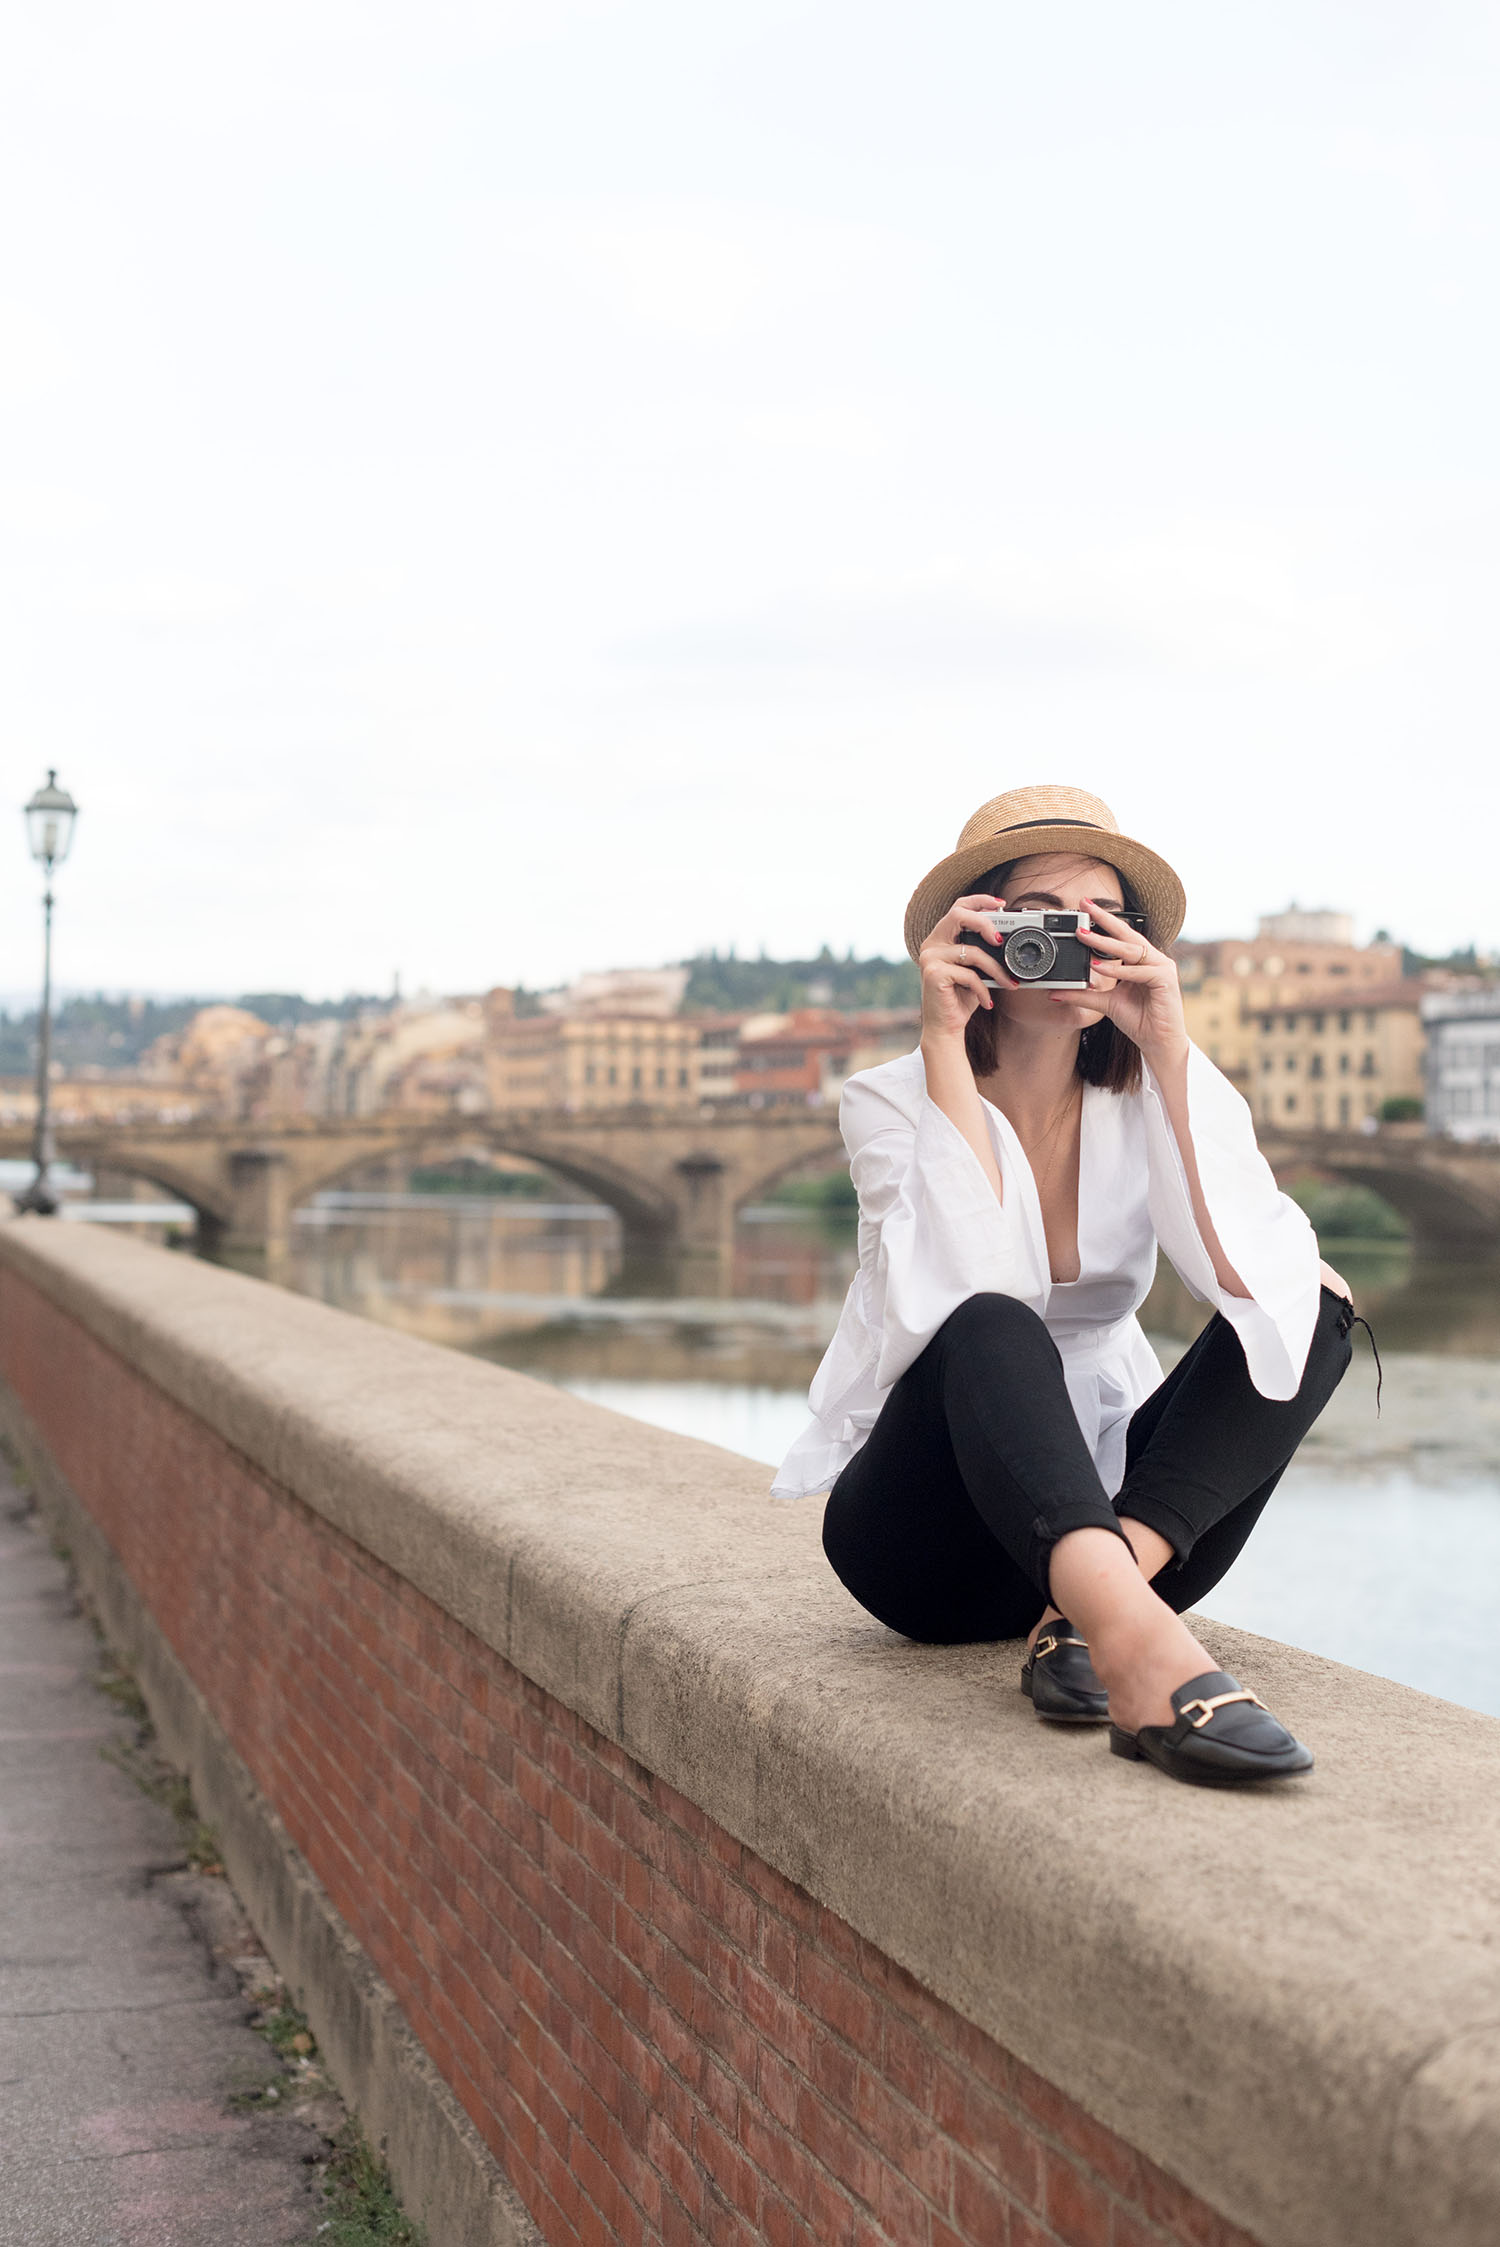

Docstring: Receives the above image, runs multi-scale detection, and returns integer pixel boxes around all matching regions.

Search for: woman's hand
[918,894,1008,1201]
[918,894,1011,1043]
[1070,900,1189,1062]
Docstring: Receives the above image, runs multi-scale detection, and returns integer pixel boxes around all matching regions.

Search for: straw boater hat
[903,784,1187,961]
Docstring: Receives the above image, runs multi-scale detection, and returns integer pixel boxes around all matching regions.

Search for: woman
[773,784,1357,1788]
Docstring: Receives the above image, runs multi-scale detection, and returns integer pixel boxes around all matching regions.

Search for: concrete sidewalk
[0,1467,328,2247]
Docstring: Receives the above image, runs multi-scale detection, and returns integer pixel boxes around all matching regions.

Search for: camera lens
[1003,929,1057,980]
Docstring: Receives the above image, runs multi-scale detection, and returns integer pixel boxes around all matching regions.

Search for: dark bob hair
[961,860,1144,1096]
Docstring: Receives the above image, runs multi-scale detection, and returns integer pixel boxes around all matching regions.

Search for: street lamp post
[15,771,79,1216]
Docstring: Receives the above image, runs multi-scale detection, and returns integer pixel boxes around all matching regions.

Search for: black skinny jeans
[822,1286,1355,1644]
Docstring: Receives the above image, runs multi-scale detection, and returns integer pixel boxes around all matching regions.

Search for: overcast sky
[1,1,1496,1000]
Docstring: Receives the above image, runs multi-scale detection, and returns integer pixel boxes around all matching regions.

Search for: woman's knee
[821,1490,924,1636]
[821,1498,1035,1644]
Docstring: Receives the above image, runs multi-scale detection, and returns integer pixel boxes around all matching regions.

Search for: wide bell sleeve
[844,1071,1050,1394]
[1142,1043,1322,1400]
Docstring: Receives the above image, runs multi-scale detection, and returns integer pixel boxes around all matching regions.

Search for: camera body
[970,907,1149,990]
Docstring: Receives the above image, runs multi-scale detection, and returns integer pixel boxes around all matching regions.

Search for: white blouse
[770,1041,1322,1501]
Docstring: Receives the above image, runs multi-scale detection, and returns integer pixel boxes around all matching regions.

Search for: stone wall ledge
[2,1216,1497,2247]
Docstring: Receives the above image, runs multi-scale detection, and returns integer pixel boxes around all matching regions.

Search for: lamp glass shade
[24,771,78,869]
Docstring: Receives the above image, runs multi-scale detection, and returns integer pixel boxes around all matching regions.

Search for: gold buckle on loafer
[1179,1689,1266,1730]
[1033,1633,1089,1662]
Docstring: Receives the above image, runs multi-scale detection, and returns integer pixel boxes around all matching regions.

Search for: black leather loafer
[1020,1619,1109,1724]
[1109,1669,1313,1787]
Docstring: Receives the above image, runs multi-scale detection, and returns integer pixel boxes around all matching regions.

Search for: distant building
[325,999,487,1118]
[1176,926,1402,1087]
[822,1011,921,1103]
[1247,984,1424,1131]
[732,1008,919,1108]
[537,967,691,1019]
[0,1075,197,1128]
[733,1011,853,1106]
[251,1018,345,1119]
[484,992,699,1112]
[694,1017,745,1102]
[140,1004,276,1120]
[1422,990,1500,1142]
[1254,906,1357,948]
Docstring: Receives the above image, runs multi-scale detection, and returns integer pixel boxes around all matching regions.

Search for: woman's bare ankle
[1043,1528,1210,1726]
[1090,1602,1212,1733]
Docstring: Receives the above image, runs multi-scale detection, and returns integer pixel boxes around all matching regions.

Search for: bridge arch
[289,1123,680,1250]
[1306,1159,1498,1258]
[59,1150,234,1239]
[729,1128,849,1215]
[483,1125,683,1243]
[1260,1141,1500,1261]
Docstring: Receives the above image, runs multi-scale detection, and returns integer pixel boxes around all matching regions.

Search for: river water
[278,1192,1500,1720]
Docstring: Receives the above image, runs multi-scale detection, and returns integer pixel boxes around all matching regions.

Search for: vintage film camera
[970,907,1150,991]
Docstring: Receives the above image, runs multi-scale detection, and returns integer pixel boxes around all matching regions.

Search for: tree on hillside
[681,949,919,1013]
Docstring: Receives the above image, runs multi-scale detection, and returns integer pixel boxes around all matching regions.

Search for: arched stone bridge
[3,1109,1498,1262]
[0,1107,850,1261]
[1255,1123,1500,1261]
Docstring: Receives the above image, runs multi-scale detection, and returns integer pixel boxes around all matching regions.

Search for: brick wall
[0,1269,1259,2247]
